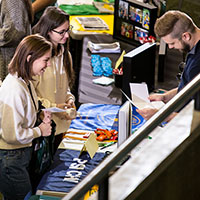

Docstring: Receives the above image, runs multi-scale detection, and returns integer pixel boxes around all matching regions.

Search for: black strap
[27,83,37,110]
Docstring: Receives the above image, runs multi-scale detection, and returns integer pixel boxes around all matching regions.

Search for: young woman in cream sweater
[32,7,76,150]
[0,34,52,199]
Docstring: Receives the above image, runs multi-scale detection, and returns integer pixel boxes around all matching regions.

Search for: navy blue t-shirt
[37,149,106,193]
[178,40,200,91]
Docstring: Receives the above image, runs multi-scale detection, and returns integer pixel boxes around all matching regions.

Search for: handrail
[62,73,200,200]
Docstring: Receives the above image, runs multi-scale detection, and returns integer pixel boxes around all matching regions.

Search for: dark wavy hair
[32,6,75,88]
[8,34,52,83]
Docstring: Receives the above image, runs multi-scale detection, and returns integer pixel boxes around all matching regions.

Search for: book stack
[87,41,121,53]
[76,17,109,30]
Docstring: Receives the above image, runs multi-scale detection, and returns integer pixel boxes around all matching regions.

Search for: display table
[36,103,144,198]
[35,103,120,197]
[68,15,114,106]
[78,34,135,105]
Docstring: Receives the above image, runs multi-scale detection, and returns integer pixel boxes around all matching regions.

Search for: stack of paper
[87,41,121,53]
[76,17,109,30]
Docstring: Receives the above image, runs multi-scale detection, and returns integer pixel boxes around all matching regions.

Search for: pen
[100,142,115,150]
[65,131,89,135]
[132,128,138,134]
[63,135,87,141]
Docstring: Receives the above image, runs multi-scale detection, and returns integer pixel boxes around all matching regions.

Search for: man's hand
[136,107,158,120]
[149,93,165,102]
[149,88,178,104]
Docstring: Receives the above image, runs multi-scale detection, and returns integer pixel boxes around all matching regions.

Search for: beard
[179,40,191,53]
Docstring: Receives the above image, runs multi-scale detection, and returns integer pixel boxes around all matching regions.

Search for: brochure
[129,83,165,109]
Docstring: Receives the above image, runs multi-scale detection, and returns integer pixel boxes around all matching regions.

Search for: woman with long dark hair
[32,6,76,150]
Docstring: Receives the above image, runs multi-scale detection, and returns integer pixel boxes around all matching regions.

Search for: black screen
[122,42,156,102]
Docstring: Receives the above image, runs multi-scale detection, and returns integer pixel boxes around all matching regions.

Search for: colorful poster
[118,0,129,20]
[142,8,150,30]
[129,6,143,23]
[121,22,134,39]
[135,26,148,41]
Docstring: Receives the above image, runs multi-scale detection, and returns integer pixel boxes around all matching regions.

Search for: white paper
[42,107,66,113]
[130,83,150,103]
[93,76,114,86]
[129,83,165,110]
[129,83,153,109]
[151,101,165,110]
[131,93,153,109]
[59,139,85,151]
[120,89,135,106]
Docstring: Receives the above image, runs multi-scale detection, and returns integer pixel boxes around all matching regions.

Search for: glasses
[52,25,73,36]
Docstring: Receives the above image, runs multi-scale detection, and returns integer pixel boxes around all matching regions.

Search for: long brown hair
[32,6,75,88]
[8,34,52,83]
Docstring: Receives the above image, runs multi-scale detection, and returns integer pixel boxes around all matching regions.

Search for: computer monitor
[113,0,157,46]
[118,100,132,147]
[122,42,156,102]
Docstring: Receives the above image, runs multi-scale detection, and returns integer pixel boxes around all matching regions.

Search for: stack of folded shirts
[91,55,113,77]
[91,55,103,76]
[87,41,121,53]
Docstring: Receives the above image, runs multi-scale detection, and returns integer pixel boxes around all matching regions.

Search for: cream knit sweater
[32,48,75,135]
[0,74,41,150]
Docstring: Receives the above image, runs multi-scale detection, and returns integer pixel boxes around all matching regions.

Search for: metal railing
[62,73,200,200]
